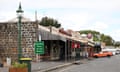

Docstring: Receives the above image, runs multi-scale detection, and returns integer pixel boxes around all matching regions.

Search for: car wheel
[107,55,111,57]
[94,56,98,58]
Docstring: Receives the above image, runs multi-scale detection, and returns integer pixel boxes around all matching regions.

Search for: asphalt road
[52,55,120,72]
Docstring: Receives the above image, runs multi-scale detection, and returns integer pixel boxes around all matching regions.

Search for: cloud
[0,0,120,41]
[20,0,120,11]
[58,12,93,31]
[1,0,120,11]
[82,21,109,33]
[0,11,16,21]
[1,0,120,20]
[93,22,108,30]
[0,0,18,11]
[110,29,120,41]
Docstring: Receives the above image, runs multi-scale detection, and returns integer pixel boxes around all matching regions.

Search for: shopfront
[38,27,67,61]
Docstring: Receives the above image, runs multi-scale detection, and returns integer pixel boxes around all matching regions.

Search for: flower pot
[9,67,28,72]
[16,68,28,72]
[9,68,16,72]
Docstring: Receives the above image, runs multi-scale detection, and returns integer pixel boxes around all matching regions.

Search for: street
[51,55,120,72]
[1,55,120,72]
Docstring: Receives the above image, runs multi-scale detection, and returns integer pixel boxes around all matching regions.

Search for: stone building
[0,3,38,62]
[0,17,38,61]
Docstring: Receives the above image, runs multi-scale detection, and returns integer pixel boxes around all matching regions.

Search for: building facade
[0,19,38,62]
[0,4,96,63]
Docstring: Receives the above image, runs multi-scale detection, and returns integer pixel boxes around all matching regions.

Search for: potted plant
[9,62,28,72]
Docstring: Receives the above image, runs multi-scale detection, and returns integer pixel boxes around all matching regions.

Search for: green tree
[79,30,100,41]
[79,30,114,46]
[102,35,113,46]
[39,16,61,28]
[114,41,120,47]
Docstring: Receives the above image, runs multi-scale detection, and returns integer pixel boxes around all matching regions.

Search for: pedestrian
[85,52,88,58]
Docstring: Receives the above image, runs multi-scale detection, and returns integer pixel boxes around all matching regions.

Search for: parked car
[102,48,119,55]
[116,50,120,54]
[93,51,113,58]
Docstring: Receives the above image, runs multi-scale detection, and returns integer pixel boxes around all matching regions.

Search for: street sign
[34,41,44,54]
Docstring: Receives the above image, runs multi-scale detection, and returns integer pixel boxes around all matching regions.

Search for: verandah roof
[38,25,94,46]
[39,28,66,41]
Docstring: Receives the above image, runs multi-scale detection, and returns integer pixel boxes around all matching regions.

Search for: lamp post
[16,3,24,62]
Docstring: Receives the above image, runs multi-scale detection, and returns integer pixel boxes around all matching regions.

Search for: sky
[0,0,120,41]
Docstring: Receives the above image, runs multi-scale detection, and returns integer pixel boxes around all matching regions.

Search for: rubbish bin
[20,58,32,72]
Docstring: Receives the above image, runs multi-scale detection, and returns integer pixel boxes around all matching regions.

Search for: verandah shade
[38,28,66,42]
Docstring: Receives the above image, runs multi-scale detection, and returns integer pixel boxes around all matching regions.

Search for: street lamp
[16,2,24,62]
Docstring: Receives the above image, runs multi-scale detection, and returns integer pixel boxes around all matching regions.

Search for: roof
[38,25,92,43]
[7,16,31,22]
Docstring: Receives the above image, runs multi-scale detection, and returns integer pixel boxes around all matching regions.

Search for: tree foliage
[79,30,114,46]
[114,41,120,47]
[39,16,61,28]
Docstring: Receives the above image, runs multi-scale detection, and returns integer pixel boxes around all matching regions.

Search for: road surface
[51,55,120,72]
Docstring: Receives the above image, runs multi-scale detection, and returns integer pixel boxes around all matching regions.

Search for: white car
[116,50,120,54]
[102,48,117,55]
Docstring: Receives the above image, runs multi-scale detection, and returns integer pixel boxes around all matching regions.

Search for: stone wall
[0,21,37,61]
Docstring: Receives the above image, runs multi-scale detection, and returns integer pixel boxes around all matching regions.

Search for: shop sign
[71,42,80,48]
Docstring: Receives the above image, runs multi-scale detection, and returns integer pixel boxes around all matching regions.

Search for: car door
[102,51,108,56]
[99,52,104,57]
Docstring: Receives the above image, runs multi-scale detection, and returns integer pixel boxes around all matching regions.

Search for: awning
[38,27,66,42]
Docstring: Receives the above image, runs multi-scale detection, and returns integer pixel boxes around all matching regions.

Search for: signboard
[87,33,92,39]
[34,41,44,54]
[71,42,80,48]
[6,57,11,66]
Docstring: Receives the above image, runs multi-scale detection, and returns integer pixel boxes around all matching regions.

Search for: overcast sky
[0,0,120,41]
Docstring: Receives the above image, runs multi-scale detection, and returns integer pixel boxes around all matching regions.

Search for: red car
[93,51,113,58]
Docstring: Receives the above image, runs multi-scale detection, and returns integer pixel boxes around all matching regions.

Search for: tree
[39,16,61,28]
[79,30,114,46]
[102,35,113,46]
[114,41,120,47]
[79,30,100,41]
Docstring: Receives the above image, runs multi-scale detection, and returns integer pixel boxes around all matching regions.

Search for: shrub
[12,62,27,68]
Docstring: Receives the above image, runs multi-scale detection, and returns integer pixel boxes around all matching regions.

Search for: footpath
[0,58,92,72]
[32,59,90,72]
